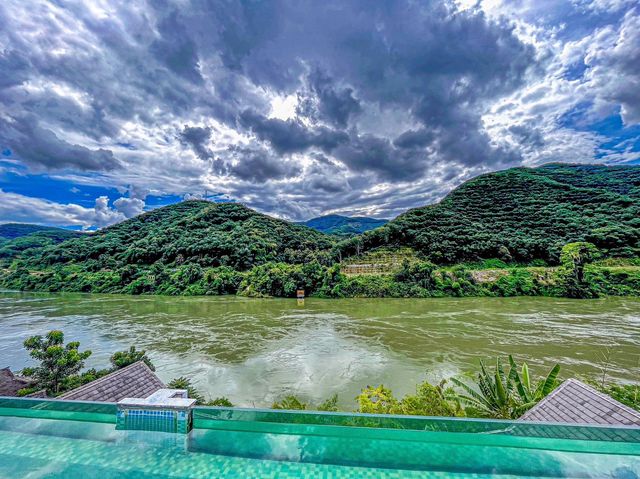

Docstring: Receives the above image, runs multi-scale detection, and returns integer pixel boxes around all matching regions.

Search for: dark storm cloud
[307,69,362,127]
[393,129,435,149]
[508,125,545,148]
[238,109,348,154]
[334,134,429,181]
[150,11,203,85]
[303,155,351,193]
[1,0,534,176]
[0,49,31,89]
[191,0,534,175]
[179,125,213,160]
[226,145,299,183]
[0,115,120,171]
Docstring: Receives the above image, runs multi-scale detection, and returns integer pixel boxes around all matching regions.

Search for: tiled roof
[0,367,35,396]
[519,379,640,426]
[58,361,165,403]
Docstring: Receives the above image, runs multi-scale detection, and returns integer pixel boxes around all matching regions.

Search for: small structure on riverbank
[519,379,640,426]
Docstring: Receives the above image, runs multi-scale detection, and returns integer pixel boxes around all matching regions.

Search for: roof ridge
[519,379,570,420]
[58,361,155,399]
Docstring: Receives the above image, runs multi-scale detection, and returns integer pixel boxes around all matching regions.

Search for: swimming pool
[1,397,639,478]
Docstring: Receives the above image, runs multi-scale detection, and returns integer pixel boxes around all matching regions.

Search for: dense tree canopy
[18,201,335,270]
[0,224,84,259]
[339,164,640,264]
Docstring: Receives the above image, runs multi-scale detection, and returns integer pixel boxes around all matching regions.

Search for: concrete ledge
[118,389,196,410]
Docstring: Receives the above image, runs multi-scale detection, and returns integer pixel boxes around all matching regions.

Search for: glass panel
[0,396,116,423]
[193,407,640,446]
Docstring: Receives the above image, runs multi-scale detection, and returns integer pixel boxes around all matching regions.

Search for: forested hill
[338,163,640,264]
[301,215,388,235]
[18,201,334,271]
[0,223,84,259]
[0,223,81,240]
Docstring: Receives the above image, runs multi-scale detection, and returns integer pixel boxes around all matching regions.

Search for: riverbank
[3,259,640,299]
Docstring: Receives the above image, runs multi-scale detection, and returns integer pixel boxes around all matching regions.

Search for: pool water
[0,402,639,478]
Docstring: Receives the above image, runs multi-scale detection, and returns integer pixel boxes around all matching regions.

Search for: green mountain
[300,215,388,235]
[21,201,334,271]
[339,163,640,264]
[0,223,80,240]
[0,223,84,259]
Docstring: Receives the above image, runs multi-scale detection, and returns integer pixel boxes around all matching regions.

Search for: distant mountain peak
[300,214,388,235]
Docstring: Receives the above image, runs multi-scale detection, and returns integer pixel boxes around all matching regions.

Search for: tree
[167,377,234,406]
[356,385,398,414]
[508,355,560,415]
[394,260,437,290]
[397,380,462,417]
[208,396,234,407]
[110,346,155,371]
[22,330,92,394]
[559,242,600,298]
[317,394,339,412]
[356,381,460,416]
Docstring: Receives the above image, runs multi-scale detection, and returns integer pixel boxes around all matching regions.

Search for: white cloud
[0,190,126,228]
[113,197,145,218]
[584,10,640,125]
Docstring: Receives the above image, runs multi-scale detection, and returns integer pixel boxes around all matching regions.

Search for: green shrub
[271,395,308,410]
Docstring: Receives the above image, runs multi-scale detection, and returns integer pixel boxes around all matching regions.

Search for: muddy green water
[0,292,638,408]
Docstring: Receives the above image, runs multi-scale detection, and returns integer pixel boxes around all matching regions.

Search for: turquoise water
[1,402,639,478]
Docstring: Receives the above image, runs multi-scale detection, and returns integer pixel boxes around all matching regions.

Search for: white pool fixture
[116,389,196,433]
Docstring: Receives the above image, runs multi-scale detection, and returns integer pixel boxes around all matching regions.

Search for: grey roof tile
[519,379,640,426]
[58,361,165,403]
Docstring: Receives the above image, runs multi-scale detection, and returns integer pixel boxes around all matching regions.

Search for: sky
[0,0,639,229]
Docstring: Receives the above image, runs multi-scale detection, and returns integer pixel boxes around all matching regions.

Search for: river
[0,292,638,408]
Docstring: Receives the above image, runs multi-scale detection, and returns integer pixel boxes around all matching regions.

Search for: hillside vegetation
[2,163,639,298]
[0,224,84,260]
[1,201,335,296]
[339,164,640,264]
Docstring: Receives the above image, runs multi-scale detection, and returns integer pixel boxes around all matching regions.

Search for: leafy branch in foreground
[450,355,560,419]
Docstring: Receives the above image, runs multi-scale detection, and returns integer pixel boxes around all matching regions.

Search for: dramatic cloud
[0,0,638,227]
[0,116,120,171]
[238,110,349,154]
[179,125,214,161]
[113,197,145,218]
[584,9,640,124]
[0,190,125,228]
